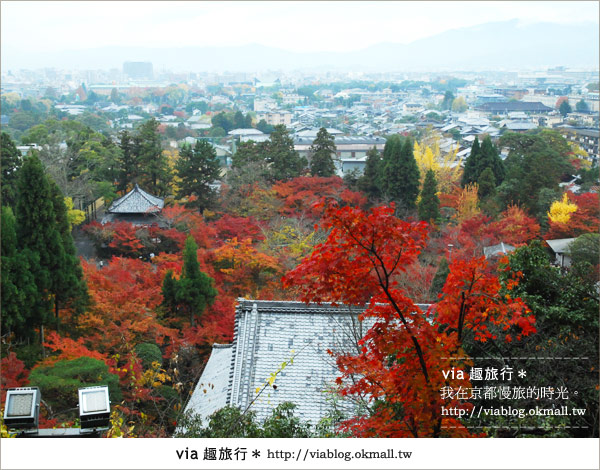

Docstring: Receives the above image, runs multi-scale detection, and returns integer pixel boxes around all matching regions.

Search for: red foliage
[272,176,367,219]
[1,353,29,404]
[485,205,540,246]
[546,191,600,239]
[160,204,216,249]
[41,331,107,365]
[283,202,534,437]
[109,222,144,256]
[212,214,265,245]
[434,257,535,343]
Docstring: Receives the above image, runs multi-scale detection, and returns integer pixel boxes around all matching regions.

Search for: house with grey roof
[545,238,576,268]
[101,184,164,226]
[294,135,386,177]
[184,299,430,426]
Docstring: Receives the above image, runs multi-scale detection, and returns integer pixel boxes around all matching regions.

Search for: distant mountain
[3,20,598,72]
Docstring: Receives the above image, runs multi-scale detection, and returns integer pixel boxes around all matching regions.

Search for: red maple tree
[283,202,535,437]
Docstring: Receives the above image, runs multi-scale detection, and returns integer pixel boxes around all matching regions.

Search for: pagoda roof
[108,184,164,214]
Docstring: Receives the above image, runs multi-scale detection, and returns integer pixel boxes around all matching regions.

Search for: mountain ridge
[2,20,598,72]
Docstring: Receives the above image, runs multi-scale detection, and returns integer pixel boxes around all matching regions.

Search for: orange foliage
[79,257,180,355]
[212,237,282,298]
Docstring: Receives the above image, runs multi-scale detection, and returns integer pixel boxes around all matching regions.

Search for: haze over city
[2,1,599,71]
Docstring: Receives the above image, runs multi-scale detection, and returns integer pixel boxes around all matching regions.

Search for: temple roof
[185,299,431,426]
[107,184,164,214]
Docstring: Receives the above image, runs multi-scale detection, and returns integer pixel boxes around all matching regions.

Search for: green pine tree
[176,140,222,211]
[135,118,171,195]
[1,132,22,207]
[117,130,138,192]
[161,269,178,317]
[461,136,480,186]
[174,236,218,327]
[48,180,88,325]
[15,155,64,333]
[1,206,39,339]
[418,170,441,222]
[478,136,505,186]
[381,135,420,210]
[358,146,383,201]
[264,125,307,182]
[477,166,497,200]
[309,127,336,177]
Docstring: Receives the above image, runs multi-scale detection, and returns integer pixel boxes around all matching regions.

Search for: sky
[2,1,599,56]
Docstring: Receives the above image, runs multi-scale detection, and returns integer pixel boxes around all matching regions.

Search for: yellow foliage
[548,193,578,224]
[413,137,461,194]
[64,197,85,230]
[264,221,316,261]
[455,183,480,223]
[568,142,591,168]
[163,149,181,195]
[1,92,20,106]
[106,410,136,438]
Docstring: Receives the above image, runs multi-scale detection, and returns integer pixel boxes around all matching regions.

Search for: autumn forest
[1,118,598,438]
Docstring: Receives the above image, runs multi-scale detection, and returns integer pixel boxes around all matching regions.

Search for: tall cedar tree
[1,206,39,339]
[162,236,218,327]
[461,136,480,186]
[264,125,307,182]
[462,136,504,187]
[418,169,440,222]
[134,118,171,195]
[309,127,337,177]
[478,136,505,186]
[48,179,88,324]
[15,155,88,336]
[381,135,420,210]
[176,140,222,211]
[231,140,264,169]
[358,146,383,201]
[1,132,22,207]
[16,155,62,330]
[477,167,497,200]
[117,130,138,192]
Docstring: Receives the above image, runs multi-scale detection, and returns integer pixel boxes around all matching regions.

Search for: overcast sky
[2,1,598,56]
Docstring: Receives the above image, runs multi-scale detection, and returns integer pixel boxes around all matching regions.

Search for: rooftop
[185,299,430,425]
[107,184,164,214]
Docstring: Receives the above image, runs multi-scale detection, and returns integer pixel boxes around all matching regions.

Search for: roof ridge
[110,186,137,210]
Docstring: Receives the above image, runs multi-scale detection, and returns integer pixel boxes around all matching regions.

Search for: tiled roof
[183,344,232,424]
[108,184,164,214]
[478,101,553,113]
[187,299,431,426]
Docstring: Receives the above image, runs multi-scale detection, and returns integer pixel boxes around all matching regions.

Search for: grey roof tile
[187,299,431,427]
[108,184,164,214]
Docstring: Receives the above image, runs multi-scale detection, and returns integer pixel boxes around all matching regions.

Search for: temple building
[101,184,164,226]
